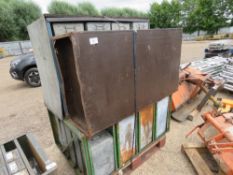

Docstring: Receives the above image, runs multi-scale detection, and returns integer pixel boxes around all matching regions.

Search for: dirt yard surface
[0,40,231,175]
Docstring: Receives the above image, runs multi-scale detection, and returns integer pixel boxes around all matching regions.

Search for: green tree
[181,0,200,33]
[101,7,146,17]
[48,1,78,15]
[77,2,100,16]
[225,0,233,25]
[121,8,146,17]
[48,1,100,16]
[10,0,41,40]
[101,7,124,17]
[0,0,41,41]
[183,0,227,34]
[149,0,182,28]
[0,1,15,41]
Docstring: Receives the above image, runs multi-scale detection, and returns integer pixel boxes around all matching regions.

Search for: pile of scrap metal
[171,63,223,122]
[172,56,233,122]
[174,56,233,174]
[191,56,233,91]
[187,96,233,175]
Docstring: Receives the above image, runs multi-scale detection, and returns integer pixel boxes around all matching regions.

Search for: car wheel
[24,67,41,87]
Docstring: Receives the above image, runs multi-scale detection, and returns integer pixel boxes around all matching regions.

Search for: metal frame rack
[48,96,171,175]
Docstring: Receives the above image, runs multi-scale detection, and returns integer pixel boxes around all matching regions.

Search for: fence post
[19,41,24,54]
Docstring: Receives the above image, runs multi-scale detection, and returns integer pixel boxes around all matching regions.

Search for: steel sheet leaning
[135,29,182,110]
[54,31,135,136]
[53,29,182,136]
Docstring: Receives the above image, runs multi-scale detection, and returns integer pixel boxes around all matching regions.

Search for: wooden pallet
[113,136,166,175]
[182,143,225,175]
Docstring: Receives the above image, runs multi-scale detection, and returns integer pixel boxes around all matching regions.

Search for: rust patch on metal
[139,104,154,149]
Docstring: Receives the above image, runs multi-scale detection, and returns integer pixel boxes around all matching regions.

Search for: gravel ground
[0,40,231,175]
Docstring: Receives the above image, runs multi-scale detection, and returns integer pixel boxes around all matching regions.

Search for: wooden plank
[182,144,215,175]
[182,143,206,149]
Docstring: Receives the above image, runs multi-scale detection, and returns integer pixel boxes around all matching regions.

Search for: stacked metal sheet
[219,64,233,91]
[190,56,233,91]
[190,56,227,76]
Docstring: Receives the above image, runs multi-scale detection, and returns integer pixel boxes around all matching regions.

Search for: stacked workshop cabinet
[28,15,182,175]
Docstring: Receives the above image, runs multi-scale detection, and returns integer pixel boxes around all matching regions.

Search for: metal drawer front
[86,22,111,31]
[132,22,149,30]
[111,23,130,30]
[53,23,84,35]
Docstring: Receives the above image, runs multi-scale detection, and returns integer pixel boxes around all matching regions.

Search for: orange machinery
[186,97,233,174]
[179,65,233,173]
[171,66,222,122]
[172,66,212,111]
[198,112,233,175]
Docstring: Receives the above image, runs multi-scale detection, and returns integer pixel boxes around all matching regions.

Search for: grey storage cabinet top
[53,23,84,35]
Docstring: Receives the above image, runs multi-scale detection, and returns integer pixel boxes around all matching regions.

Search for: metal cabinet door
[155,97,169,138]
[138,104,155,150]
[116,114,136,167]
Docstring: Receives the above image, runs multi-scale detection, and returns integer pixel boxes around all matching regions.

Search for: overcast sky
[32,0,164,13]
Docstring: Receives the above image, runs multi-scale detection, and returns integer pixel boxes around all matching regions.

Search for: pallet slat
[182,143,216,175]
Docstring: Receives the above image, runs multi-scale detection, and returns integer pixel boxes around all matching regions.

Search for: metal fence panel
[0,41,32,57]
